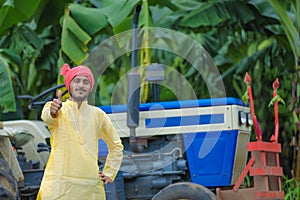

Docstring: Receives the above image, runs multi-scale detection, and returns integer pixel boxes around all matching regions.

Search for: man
[37,63,123,199]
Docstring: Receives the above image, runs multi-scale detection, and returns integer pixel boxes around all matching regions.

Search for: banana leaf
[0,58,16,112]
[0,0,42,36]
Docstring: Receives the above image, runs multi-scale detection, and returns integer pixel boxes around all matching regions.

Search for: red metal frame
[217,74,285,200]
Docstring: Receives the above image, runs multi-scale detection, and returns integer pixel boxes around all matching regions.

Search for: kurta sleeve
[41,102,61,126]
[100,112,123,181]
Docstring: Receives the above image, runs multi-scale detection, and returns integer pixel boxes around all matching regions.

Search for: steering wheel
[28,84,68,110]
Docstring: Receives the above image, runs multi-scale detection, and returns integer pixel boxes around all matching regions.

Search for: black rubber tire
[152,182,217,200]
[0,153,19,200]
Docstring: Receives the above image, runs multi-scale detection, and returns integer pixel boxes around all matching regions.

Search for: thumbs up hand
[50,90,63,118]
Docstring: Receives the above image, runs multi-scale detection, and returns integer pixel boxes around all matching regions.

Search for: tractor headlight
[238,111,247,125]
[247,113,253,126]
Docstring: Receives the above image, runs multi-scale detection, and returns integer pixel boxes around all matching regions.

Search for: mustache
[75,88,86,92]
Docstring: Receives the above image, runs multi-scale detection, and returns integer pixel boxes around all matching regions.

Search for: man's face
[69,76,91,102]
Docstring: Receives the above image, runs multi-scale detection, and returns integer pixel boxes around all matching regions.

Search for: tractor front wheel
[152,182,217,200]
[0,153,19,200]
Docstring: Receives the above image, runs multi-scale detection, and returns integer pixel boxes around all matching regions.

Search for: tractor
[0,90,252,200]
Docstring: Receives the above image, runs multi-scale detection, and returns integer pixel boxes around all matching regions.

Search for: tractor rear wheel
[0,153,19,200]
[152,182,217,200]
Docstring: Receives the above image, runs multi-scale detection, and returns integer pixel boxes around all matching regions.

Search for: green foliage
[0,0,41,36]
[282,176,300,200]
[102,0,140,28]
[61,10,91,65]
[176,1,255,27]
[0,0,64,118]
[59,1,140,66]
[0,22,61,118]
[176,0,296,142]
[269,0,300,64]
[0,58,15,112]
[35,0,74,32]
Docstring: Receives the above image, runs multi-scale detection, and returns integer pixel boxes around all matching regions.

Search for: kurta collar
[66,99,88,108]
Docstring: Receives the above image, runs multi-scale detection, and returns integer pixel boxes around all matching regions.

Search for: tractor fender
[0,131,24,184]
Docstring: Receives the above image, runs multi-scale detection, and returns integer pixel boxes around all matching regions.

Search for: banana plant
[0,0,41,36]
[0,51,16,113]
[57,0,141,98]
[0,0,41,114]
[58,0,180,104]
[269,0,300,178]
[0,0,70,116]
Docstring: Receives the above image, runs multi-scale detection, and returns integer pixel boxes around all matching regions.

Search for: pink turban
[61,63,94,92]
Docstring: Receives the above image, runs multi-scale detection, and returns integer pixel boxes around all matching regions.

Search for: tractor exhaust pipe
[127,4,143,153]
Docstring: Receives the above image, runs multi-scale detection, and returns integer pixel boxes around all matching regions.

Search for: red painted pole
[271,78,280,143]
[244,72,262,141]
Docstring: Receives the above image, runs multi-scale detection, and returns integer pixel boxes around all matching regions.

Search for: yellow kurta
[37,100,123,200]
